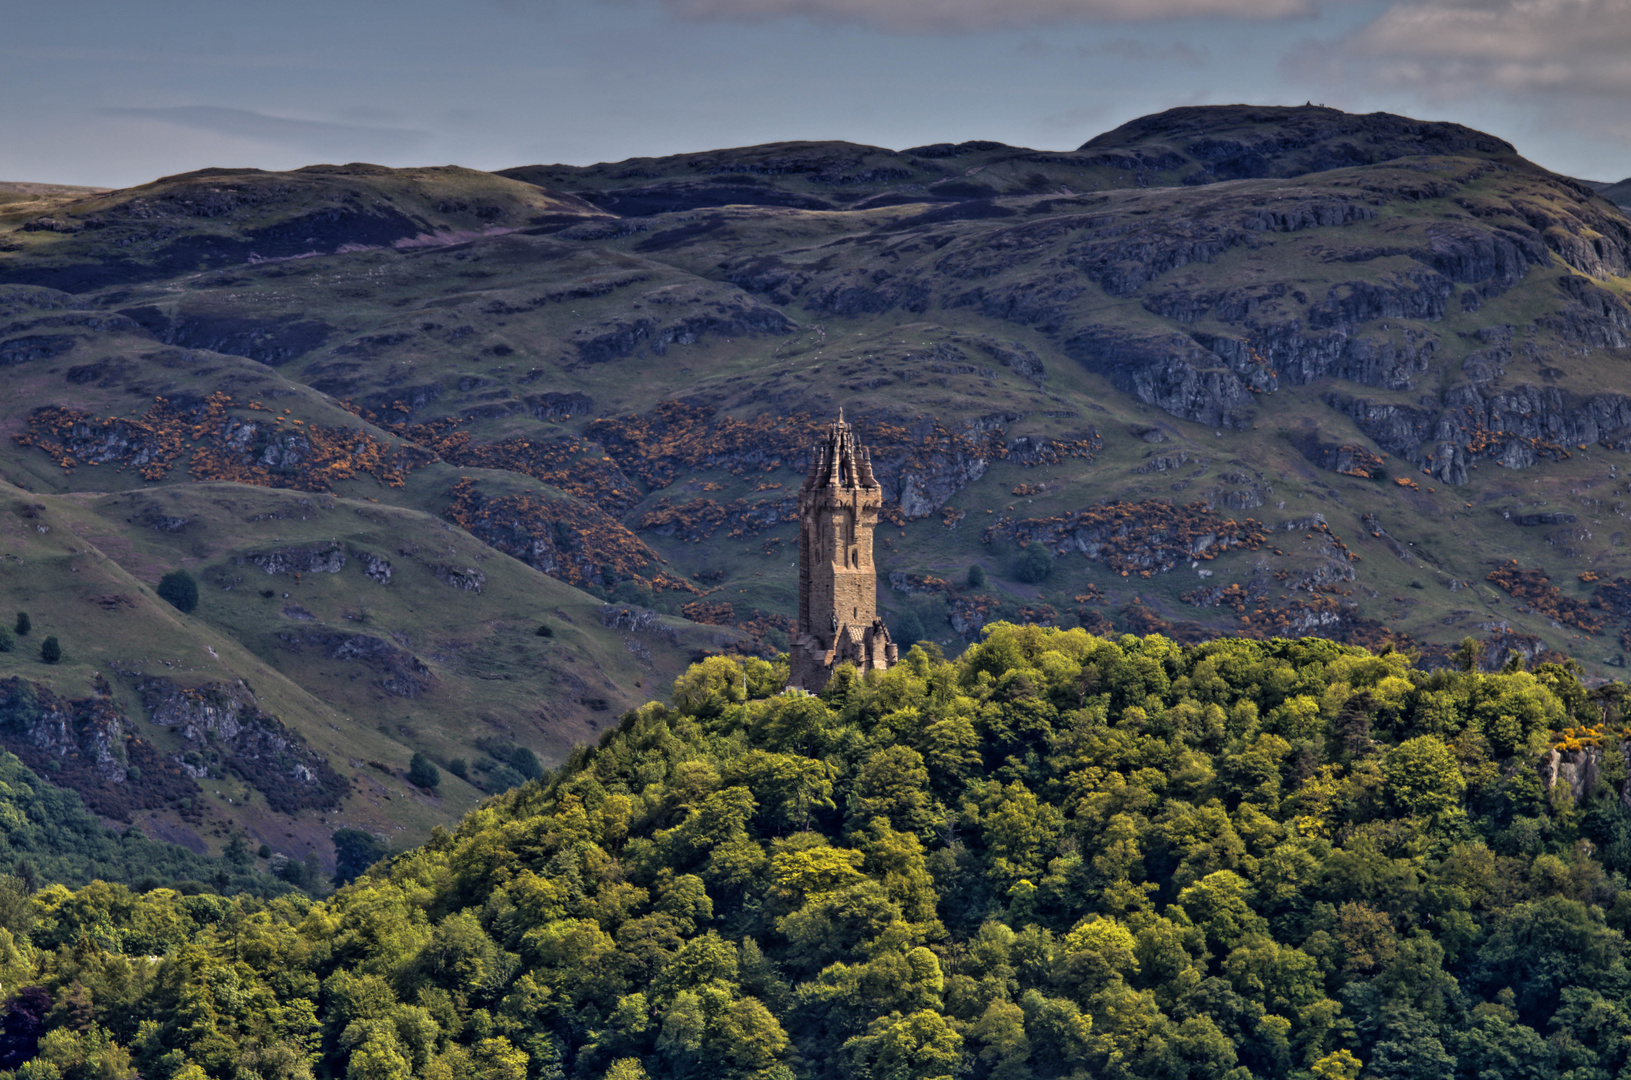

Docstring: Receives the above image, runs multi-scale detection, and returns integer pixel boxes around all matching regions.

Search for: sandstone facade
[790,412,896,692]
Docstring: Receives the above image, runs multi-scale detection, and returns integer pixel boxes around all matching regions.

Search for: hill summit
[1078,103,1519,182]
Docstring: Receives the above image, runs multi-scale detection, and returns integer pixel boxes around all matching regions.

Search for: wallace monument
[789,412,898,692]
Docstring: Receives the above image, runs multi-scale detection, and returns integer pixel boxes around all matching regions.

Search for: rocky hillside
[3,104,1631,867]
[1585,177,1624,208]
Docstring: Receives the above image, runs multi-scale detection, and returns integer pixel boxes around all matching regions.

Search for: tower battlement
[790,411,896,692]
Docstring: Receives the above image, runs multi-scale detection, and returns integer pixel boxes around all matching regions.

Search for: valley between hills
[2,103,1631,872]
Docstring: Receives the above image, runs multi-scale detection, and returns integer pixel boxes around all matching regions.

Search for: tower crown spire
[804,409,878,492]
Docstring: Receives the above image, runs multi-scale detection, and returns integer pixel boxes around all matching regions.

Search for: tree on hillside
[14,612,29,636]
[332,829,389,886]
[967,563,986,588]
[157,570,199,613]
[39,637,60,665]
[509,746,543,781]
[891,610,925,646]
[1013,542,1053,583]
[223,834,252,867]
[408,753,440,791]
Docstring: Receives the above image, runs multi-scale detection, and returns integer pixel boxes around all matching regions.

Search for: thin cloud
[1311,0,1631,97]
[1283,0,1631,171]
[100,107,429,159]
[1355,0,1631,66]
[1075,38,1210,62]
[659,0,1315,31]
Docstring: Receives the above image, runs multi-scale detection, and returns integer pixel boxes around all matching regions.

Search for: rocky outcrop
[1411,381,1631,483]
[239,544,345,576]
[639,496,797,543]
[989,500,1269,575]
[433,565,486,592]
[276,630,436,699]
[1291,433,1387,479]
[949,595,1002,640]
[357,382,442,422]
[971,339,1046,385]
[566,288,794,367]
[600,604,679,644]
[0,677,200,821]
[442,478,676,594]
[1539,275,1631,348]
[527,391,594,421]
[0,679,127,783]
[138,677,348,813]
[1324,394,1437,458]
[18,396,431,491]
[889,571,950,596]
[588,401,1088,523]
[118,306,333,366]
[1066,326,1264,429]
[352,550,393,584]
[0,334,79,367]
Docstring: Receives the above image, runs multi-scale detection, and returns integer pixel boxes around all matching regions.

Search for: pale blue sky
[7,0,1631,188]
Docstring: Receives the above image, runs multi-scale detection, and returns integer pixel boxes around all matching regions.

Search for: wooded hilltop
[1,626,1629,1080]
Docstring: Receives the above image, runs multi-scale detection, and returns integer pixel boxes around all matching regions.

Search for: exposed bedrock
[567,291,794,365]
[1329,381,1631,484]
[1066,325,1263,429]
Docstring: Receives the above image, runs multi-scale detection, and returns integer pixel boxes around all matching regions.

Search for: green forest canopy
[0,750,278,897]
[3,626,1631,1080]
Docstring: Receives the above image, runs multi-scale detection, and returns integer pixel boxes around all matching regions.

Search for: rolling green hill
[3,103,1631,872]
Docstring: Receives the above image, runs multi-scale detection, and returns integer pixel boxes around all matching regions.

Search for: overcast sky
[7,0,1631,188]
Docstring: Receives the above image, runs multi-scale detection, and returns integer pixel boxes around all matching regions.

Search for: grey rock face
[139,677,347,812]
[277,629,435,699]
[433,565,486,593]
[567,289,794,366]
[352,550,393,584]
[239,544,346,576]
[1066,325,1260,429]
[600,604,679,644]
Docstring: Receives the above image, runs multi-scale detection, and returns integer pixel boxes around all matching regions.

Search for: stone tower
[790,411,897,692]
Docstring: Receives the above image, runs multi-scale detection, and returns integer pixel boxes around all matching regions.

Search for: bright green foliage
[5,628,1631,1079]
[1382,736,1464,816]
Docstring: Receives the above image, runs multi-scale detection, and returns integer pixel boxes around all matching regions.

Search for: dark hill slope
[1080,103,1521,182]
[1589,176,1631,208]
[0,163,608,292]
[499,104,1532,214]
